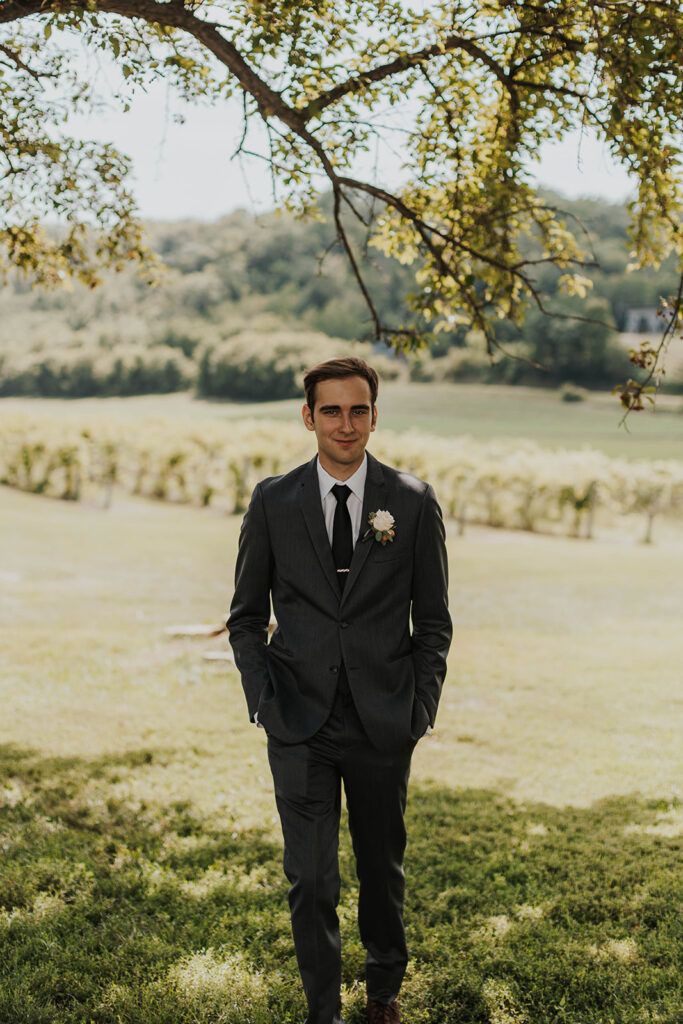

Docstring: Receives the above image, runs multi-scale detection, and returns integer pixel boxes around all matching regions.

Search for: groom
[227,357,452,1024]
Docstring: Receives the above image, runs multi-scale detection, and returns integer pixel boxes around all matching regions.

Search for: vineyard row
[2,410,682,543]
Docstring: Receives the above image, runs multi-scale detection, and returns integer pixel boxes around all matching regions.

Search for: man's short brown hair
[303,357,379,413]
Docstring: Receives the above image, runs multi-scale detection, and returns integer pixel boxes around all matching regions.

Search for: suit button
[340,621,349,629]
[329,666,339,673]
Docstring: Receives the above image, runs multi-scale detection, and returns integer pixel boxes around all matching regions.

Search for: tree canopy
[1,0,682,407]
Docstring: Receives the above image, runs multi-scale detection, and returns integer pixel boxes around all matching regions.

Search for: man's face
[302,375,377,480]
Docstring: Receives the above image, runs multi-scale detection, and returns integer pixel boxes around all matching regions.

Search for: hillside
[0,192,681,398]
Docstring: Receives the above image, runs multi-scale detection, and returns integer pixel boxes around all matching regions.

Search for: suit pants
[267,683,415,1024]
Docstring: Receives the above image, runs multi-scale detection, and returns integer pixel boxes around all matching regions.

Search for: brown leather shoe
[366,998,401,1023]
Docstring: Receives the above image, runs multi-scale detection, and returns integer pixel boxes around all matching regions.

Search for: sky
[69,79,636,223]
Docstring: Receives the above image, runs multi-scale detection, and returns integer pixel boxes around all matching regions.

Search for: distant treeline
[0,191,679,400]
[0,333,401,401]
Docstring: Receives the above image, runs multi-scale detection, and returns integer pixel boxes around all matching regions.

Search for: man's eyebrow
[317,401,370,413]
[319,403,371,410]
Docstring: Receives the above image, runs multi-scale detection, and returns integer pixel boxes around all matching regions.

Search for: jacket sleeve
[410,484,452,727]
[226,482,273,722]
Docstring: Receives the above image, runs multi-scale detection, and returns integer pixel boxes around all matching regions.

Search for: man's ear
[302,403,315,431]
[370,405,377,431]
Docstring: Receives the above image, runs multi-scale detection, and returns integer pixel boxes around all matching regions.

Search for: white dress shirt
[317,454,368,547]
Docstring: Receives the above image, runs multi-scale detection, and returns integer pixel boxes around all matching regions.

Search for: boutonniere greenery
[362,509,396,545]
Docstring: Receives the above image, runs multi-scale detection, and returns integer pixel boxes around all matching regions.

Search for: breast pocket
[368,539,405,564]
[371,551,402,564]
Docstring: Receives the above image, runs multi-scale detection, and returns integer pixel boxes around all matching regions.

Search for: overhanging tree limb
[0,0,681,410]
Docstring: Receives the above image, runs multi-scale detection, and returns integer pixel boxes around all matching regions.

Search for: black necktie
[331,484,353,590]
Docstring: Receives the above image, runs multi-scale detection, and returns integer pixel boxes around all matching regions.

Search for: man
[227,357,452,1024]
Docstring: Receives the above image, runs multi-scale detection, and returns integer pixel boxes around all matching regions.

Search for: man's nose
[340,412,354,432]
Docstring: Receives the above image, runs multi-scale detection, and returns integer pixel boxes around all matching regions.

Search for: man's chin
[321,445,365,474]
[333,443,361,460]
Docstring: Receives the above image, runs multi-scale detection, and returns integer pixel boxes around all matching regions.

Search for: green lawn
[1,485,681,1023]
[3,379,683,459]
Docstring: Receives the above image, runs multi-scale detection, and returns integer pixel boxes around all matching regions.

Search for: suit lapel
[343,452,386,602]
[298,457,340,600]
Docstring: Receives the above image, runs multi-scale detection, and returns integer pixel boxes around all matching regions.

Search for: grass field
[2,481,681,1023]
[3,379,683,459]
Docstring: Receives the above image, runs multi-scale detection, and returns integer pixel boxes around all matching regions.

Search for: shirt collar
[317,452,368,503]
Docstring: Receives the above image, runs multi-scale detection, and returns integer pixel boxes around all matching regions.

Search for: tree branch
[298,28,586,120]
[299,33,517,120]
[0,40,51,80]
[617,272,683,424]
[0,0,307,135]
[332,184,382,340]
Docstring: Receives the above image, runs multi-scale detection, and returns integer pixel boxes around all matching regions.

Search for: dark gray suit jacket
[227,451,452,752]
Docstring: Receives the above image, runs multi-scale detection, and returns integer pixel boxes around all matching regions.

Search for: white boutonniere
[362,509,396,545]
